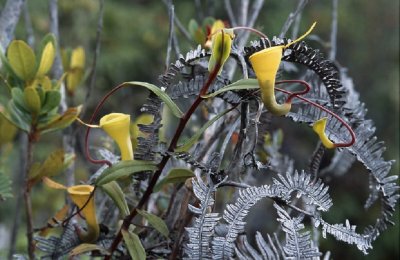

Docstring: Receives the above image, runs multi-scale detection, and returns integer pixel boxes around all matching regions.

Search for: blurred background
[0,0,398,258]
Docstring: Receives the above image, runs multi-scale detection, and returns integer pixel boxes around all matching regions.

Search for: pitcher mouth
[249,46,283,60]
[100,113,130,126]
[67,185,94,195]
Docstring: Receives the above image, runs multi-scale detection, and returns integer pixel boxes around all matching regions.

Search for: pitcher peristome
[100,113,134,161]
[67,185,99,242]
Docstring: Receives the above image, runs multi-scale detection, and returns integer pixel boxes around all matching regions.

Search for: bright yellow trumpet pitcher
[100,113,134,161]
[249,22,316,116]
[67,185,99,242]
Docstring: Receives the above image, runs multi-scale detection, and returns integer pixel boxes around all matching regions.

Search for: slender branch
[239,0,249,27]
[279,0,308,38]
[165,1,174,70]
[291,9,302,39]
[105,61,223,260]
[24,135,35,259]
[81,0,104,120]
[224,0,237,27]
[23,0,35,47]
[329,0,338,60]
[8,134,27,258]
[0,0,24,50]
[161,0,191,42]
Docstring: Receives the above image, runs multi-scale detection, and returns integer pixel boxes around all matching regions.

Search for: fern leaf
[184,176,220,260]
[273,170,333,211]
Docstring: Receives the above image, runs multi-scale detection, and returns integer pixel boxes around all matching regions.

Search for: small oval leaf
[24,87,42,114]
[95,160,157,186]
[40,90,61,114]
[137,209,169,238]
[7,40,36,80]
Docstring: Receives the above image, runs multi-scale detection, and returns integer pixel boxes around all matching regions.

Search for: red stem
[275,79,311,103]
[84,83,127,167]
[275,87,356,147]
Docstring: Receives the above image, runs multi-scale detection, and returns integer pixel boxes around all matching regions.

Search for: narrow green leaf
[175,107,233,152]
[95,160,157,186]
[202,78,259,98]
[154,168,194,192]
[137,209,169,238]
[7,40,36,80]
[121,229,146,260]
[101,181,130,217]
[124,81,183,118]
[69,243,109,257]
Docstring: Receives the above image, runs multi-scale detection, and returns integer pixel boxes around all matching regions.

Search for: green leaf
[154,168,194,192]
[40,90,61,115]
[121,228,146,260]
[95,160,157,186]
[36,41,55,77]
[124,81,183,118]
[202,78,259,98]
[11,88,30,113]
[69,243,109,257]
[0,172,13,201]
[38,105,81,134]
[24,87,42,114]
[28,149,73,183]
[137,209,169,238]
[208,29,234,75]
[7,40,37,80]
[175,107,233,152]
[6,100,31,132]
[101,181,130,217]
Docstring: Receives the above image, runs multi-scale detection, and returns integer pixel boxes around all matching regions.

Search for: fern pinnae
[274,203,321,259]
[212,185,284,259]
[184,176,220,259]
[273,171,333,212]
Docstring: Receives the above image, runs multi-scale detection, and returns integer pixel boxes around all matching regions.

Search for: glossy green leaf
[124,81,183,118]
[0,112,18,146]
[137,209,169,238]
[11,88,30,113]
[6,100,31,132]
[175,107,233,152]
[154,168,194,192]
[24,87,42,114]
[69,243,109,257]
[95,160,157,186]
[36,41,55,77]
[122,228,146,260]
[40,90,61,115]
[202,78,259,98]
[101,181,130,217]
[7,40,36,80]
